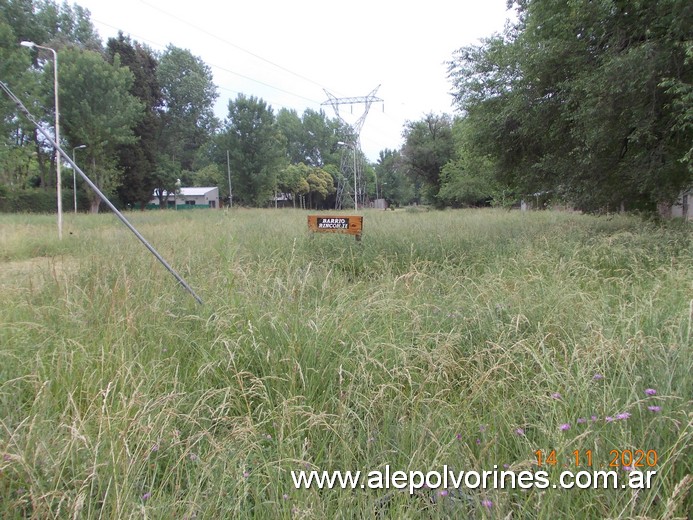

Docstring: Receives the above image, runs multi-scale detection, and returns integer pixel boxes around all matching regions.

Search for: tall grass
[1,208,691,518]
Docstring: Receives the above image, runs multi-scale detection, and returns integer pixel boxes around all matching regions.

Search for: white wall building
[149,187,219,209]
[670,189,692,219]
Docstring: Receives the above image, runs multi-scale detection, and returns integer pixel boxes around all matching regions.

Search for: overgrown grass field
[1,208,691,519]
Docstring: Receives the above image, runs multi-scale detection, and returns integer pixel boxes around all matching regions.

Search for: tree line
[0,0,404,212]
[438,0,692,212]
[1,0,690,214]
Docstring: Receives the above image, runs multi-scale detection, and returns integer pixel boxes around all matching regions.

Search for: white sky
[71,0,513,161]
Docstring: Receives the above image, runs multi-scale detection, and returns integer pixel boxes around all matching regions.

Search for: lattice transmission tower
[322,85,382,209]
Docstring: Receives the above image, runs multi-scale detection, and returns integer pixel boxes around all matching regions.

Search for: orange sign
[307,215,363,240]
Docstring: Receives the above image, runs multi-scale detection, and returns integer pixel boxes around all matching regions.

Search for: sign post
[307,215,363,241]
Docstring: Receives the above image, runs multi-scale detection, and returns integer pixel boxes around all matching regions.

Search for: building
[148,187,219,209]
[670,189,692,220]
[658,188,693,220]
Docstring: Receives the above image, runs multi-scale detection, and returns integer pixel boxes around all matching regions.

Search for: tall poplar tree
[221,94,286,206]
[106,33,162,208]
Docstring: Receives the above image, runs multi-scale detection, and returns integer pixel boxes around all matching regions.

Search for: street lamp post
[21,41,62,239]
[72,145,87,212]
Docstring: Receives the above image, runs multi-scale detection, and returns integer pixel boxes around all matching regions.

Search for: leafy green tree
[1,0,103,193]
[374,149,415,207]
[400,113,456,204]
[276,107,349,168]
[221,94,286,206]
[32,0,102,50]
[661,41,693,172]
[191,163,223,188]
[447,0,693,212]
[277,162,310,208]
[155,45,217,197]
[437,119,497,207]
[305,167,335,209]
[106,33,162,209]
[276,109,303,164]
[59,48,143,212]
[0,13,35,188]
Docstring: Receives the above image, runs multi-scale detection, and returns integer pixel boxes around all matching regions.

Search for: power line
[87,5,400,158]
[138,0,342,96]
[92,17,323,107]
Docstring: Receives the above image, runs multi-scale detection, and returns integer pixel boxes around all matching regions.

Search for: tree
[156,45,217,172]
[304,167,335,209]
[660,41,693,173]
[447,0,693,212]
[1,0,102,191]
[191,163,223,188]
[59,48,143,212]
[438,118,497,207]
[400,113,456,204]
[106,33,162,208]
[0,12,35,188]
[277,162,310,208]
[276,107,349,168]
[373,149,414,207]
[221,94,286,206]
[32,0,102,51]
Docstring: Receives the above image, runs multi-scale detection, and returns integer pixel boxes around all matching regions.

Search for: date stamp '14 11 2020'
[535,449,658,469]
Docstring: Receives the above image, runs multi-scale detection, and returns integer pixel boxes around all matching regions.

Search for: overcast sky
[71,0,514,161]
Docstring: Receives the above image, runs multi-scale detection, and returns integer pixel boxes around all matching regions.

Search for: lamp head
[20,41,36,48]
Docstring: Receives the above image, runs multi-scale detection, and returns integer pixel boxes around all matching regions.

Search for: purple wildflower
[647,405,662,412]
[644,388,657,396]
[615,412,631,420]
[605,416,614,422]
[623,466,633,472]
[551,392,562,400]
[481,499,493,508]
[559,423,571,431]
[456,433,462,440]
[577,418,586,424]
[283,494,289,500]
[439,490,449,497]
[243,471,250,478]
[479,425,487,433]
[150,444,159,453]
[593,374,604,381]
[515,428,525,436]
[476,438,481,445]
[142,492,152,501]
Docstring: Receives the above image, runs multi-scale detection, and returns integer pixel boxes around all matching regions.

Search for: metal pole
[53,49,61,237]
[226,149,232,208]
[72,149,77,213]
[72,145,86,213]
[0,81,203,305]
[21,41,61,238]
[353,146,358,211]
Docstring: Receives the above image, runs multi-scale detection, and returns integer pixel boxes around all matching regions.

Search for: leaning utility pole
[322,85,382,210]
